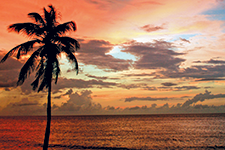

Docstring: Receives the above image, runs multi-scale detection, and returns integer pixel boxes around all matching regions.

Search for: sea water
[0,113,225,150]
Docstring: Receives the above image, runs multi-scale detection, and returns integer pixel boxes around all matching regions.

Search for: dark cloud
[119,43,225,80]
[0,98,45,116]
[193,60,202,63]
[125,90,222,103]
[78,39,132,71]
[54,90,103,115]
[122,73,155,77]
[179,37,190,43]
[1,90,225,115]
[63,89,73,96]
[52,77,118,93]
[161,82,177,86]
[122,40,185,70]
[160,65,225,79]
[173,86,201,91]
[145,84,201,91]
[85,74,108,80]
[195,78,225,81]
[182,90,225,107]
[206,59,225,64]
[156,85,201,91]
[204,86,213,89]
[121,91,225,114]
[140,24,164,32]
[105,105,118,111]
[193,59,225,64]
[85,74,120,81]
[117,83,201,92]
[125,96,170,102]
[53,89,73,99]
[181,96,191,99]
[60,90,92,107]
[0,53,23,88]
[118,83,147,90]
[53,89,74,99]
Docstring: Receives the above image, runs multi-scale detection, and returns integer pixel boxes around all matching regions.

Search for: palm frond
[0,39,41,63]
[28,12,46,26]
[44,5,57,28]
[57,36,80,52]
[16,39,41,59]
[31,77,40,91]
[52,57,60,84]
[37,58,54,92]
[31,58,45,90]
[62,46,79,74]
[55,21,76,35]
[17,46,43,86]
[8,23,41,37]
[56,36,79,74]
[48,5,56,22]
[37,76,48,92]
[44,8,51,26]
[0,47,17,63]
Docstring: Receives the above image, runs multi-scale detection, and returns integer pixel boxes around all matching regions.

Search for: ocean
[0,113,225,150]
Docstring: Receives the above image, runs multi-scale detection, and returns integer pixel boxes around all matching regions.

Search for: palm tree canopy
[0,5,80,92]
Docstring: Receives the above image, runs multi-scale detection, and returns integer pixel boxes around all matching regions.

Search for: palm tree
[0,5,80,150]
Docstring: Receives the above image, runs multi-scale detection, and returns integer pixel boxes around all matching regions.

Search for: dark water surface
[0,113,225,150]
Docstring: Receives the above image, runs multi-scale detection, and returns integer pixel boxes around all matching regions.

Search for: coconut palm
[0,5,80,150]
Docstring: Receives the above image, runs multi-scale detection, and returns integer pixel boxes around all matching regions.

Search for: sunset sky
[0,0,225,115]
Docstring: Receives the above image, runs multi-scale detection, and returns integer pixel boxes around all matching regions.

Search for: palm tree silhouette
[0,5,79,150]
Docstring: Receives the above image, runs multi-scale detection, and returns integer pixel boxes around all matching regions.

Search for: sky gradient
[0,0,225,115]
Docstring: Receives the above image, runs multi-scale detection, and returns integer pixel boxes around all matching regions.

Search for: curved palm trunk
[43,83,51,150]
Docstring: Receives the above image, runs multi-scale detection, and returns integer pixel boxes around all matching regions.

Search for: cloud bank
[1,90,225,116]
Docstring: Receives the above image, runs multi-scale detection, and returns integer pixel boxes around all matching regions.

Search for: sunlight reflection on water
[0,114,225,149]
